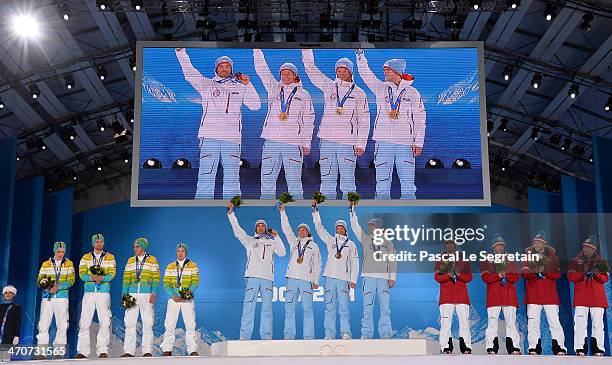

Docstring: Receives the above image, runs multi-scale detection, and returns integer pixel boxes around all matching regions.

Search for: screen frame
[131,41,490,207]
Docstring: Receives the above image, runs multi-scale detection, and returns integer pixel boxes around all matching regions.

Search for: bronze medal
[335,252,342,259]
[297,257,304,264]
[279,112,288,121]
[336,107,344,115]
[388,110,399,119]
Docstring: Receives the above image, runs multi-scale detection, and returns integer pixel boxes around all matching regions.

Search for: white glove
[12,336,19,345]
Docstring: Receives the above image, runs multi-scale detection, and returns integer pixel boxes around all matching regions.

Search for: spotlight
[550,133,561,145]
[500,118,509,132]
[11,14,40,38]
[470,0,482,10]
[501,159,510,172]
[97,65,107,81]
[143,158,162,169]
[544,2,556,21]
[96,119,107,132]
[531,73,542,89]
[561,138,571,151]
[589,154,593,163]
[59,4,71,21]
[64,74,75,89]
[530,127,540,141]
[0,97,4,109]
[604,96,611,111]
[112,120,131,143]
[568,84,579,99]
[29,84,40,99]
[95,160,103,171]
[97,1,109,11]
[425,158,444,169]
[131,0,144,11]
[172,158,192,169]
[572,144,585,156]
[126,110,134,123]
[487,119,493,136]
[122,152,130,164]
[16,154,20,161]
[507,0,521,10]
[580,13,593,32]
[64,126,77,141]
[452,158,471,169]
[129,56,136,71]
[502,65,513,81]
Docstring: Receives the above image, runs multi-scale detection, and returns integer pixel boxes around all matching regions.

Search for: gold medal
[297,257,304,264]
[336,107,344,115]
[388,110,399,119]
[279,112,288,121]
[335,252,342,259]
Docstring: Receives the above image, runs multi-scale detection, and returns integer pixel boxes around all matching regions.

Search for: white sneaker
[324,337,333,340]
[341,333,352,340]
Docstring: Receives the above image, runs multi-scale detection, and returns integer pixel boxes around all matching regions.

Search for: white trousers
[36,298,69,345]
[123,293,154,355]
[526,304,566,350]
[161,299,198,353]
[485,306,520,350]
[439,303,471,351]
[573,306,605,351]
[76,292,112,356]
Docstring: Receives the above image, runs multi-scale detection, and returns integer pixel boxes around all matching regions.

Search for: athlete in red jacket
[568,235,608,356]
[521,231,566,355]
[434,240,473,354]
[480,234,521,355]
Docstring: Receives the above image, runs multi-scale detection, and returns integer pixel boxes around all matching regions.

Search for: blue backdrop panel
[593,136,612,355]
[8,177,44,345]
[0,137,16,287]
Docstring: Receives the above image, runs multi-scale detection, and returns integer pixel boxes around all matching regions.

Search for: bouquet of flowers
[313,191,327,204]
[179,287,194,301]
[121,294,137,309]
[89,266,106,276]
[278,192,295,204]
[37,275,55,290]
[231,195,243,208]
[494,261,508,273]
[347,192,361,205]
[438,261,452,274]
[527,249,547,272]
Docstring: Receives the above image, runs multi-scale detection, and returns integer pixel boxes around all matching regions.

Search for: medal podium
[211,338,437,356]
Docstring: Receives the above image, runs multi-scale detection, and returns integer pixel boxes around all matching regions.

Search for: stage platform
[211,339,438,356]
[8,354,610,365]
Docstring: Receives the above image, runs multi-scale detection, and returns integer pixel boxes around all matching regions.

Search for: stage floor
[13,354,610,364]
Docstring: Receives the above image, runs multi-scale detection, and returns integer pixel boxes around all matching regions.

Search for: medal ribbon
[387,86,406,112]
[135,254,149,282]
[175,259,190,286]
[92,251,106,268]
[336,83,355,108]
[0,304,13,340]
[51,258,65,284]
[214,76,238,84]
[335,237,349,257]
[280,87,298,113]
[297,239,312,259]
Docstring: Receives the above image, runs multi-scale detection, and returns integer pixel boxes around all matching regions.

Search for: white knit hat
[3,285,17,295]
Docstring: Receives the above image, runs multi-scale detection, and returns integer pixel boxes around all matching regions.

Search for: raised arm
[301,49,333,91]
[253,49,277,94]
[242,81,261,111]
[355,50,383,92]
[355,90,371,150]
[410,88,426,147]
[300,91,316,150]
[227,211,252,247]
[175,48,211,95]
[280,209,298,251]
[349,207,367,244]
[312,210,335,247]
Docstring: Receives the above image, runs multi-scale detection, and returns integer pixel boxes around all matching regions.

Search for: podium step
[211,339,438,356]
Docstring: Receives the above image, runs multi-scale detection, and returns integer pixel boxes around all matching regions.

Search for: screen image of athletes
[135,45,487,204]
